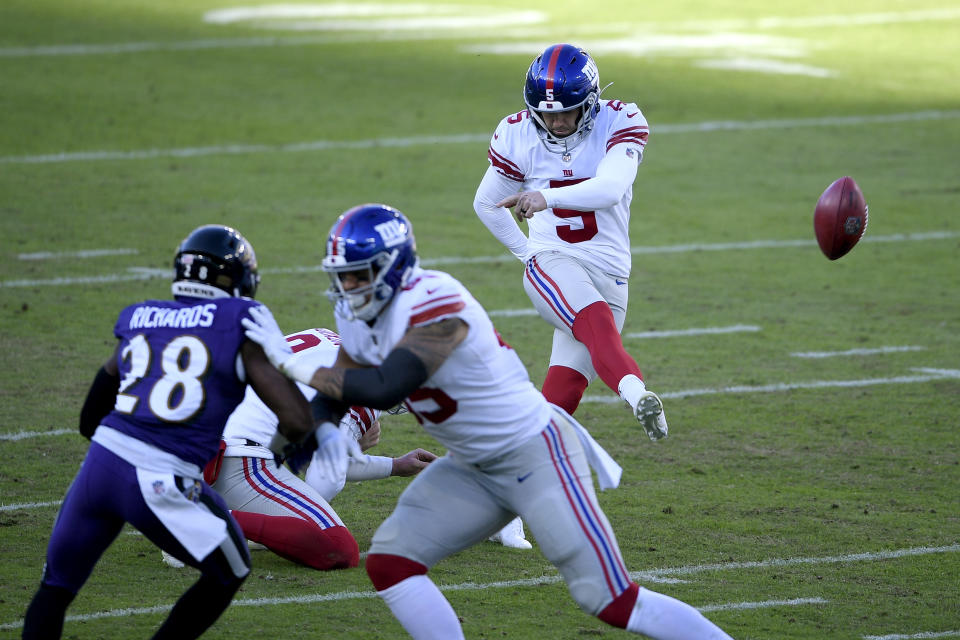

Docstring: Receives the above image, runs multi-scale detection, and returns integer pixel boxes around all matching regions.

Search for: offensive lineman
[202,326,437,571]
[473,43,668,442]
[22,225,315,639]
[242,204,733,639]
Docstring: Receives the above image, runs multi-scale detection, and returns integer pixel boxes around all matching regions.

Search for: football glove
[241,305,292,369]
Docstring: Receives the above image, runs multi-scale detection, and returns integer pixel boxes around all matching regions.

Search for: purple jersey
[100,295,259,467]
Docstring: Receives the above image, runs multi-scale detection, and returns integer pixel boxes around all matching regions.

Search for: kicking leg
[572,301,667,440]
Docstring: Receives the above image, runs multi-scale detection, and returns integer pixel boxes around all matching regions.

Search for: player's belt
[221,437,272,459]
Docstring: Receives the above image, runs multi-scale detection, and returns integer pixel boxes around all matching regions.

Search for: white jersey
[487,100,648,276]
[221,327,380,458]
[334,268,553,464]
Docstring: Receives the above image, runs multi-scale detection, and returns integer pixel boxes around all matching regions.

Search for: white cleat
[634,391,668,441]
[161,550,186,568]
[488,516,532,549]
[247,540,268,551]
[618,375,668,441]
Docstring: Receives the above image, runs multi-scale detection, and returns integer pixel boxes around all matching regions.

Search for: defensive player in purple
[21,225,314,640]
[473,43,668,442]
[242,204,734,639]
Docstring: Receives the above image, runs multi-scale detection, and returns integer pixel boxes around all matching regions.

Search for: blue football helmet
[523,44,606,154]
[173,224,259,299]
[321,204,419,322]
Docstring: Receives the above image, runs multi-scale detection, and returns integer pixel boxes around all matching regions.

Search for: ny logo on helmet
[581,59,599,84]
[375,220,408,248]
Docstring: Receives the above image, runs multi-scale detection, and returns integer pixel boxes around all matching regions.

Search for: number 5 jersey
[485,100,649,278]
[334,268,553,465]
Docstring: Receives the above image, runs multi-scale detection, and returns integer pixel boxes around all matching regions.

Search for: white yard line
[17,248,138,260]
[0,429,74,441]
[0,500,62,512]
[625,325,760,339]
[791,345,927,358]
[2,111,959,165]
[864,632,960,640]
[488,308,539,317]
[3,367,955,452]
[4,8,960,59]
[699,596,827,612]
[582,367,960,404]
[3,231,958,289]
[1,544,955,629]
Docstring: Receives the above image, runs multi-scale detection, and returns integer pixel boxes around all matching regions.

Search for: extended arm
[306,317,469,409]
[241,305,469,409]
[498,147,639,217]
[473,165,529,260]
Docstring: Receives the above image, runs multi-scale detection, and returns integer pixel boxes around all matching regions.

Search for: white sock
[627,587,733,640]
[617,374,647,407]
[378,575,465,640]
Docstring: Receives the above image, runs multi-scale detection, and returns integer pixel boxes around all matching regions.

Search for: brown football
[814,176,868,260]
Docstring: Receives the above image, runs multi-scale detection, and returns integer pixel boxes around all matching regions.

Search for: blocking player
[242,204,733,639]
[21,225,315,640]
[472,43,668,441]
[201,326,438,571]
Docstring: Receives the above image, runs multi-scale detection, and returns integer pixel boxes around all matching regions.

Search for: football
[814,176,868,260]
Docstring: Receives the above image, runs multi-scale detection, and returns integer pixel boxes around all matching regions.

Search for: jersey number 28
[115,334,210,423]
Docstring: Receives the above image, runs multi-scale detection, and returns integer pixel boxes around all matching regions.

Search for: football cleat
[634,392,668,441]
[488,516,532,550]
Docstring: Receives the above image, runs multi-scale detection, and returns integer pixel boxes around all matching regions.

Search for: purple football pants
[42,442,249,593]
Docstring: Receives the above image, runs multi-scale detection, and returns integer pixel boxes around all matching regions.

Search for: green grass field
[1,1,958,638]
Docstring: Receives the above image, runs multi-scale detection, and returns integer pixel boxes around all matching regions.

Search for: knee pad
[366,553,428,591]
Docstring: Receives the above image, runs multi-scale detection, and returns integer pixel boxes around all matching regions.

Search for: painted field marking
[864,632,960,640]
[583,367,960,404]
[488,308,538,318]
[2,543,955,630]
[3,367,956,447]
[2,110,959,165]
[791,345,927,358]
[0,500,62,513]
[17,249,138,260]
[699,596,827,612]
[3,231,958,289]
[626,325,760,339]
[4,7,960,59]
[0,429,74,441]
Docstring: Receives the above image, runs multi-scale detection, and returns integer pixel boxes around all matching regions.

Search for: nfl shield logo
[153,480,165,494]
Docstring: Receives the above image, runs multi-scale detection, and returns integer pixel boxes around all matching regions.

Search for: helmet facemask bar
[525,81,611,156]
[522,43,610,157]
[323,250,400,322]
